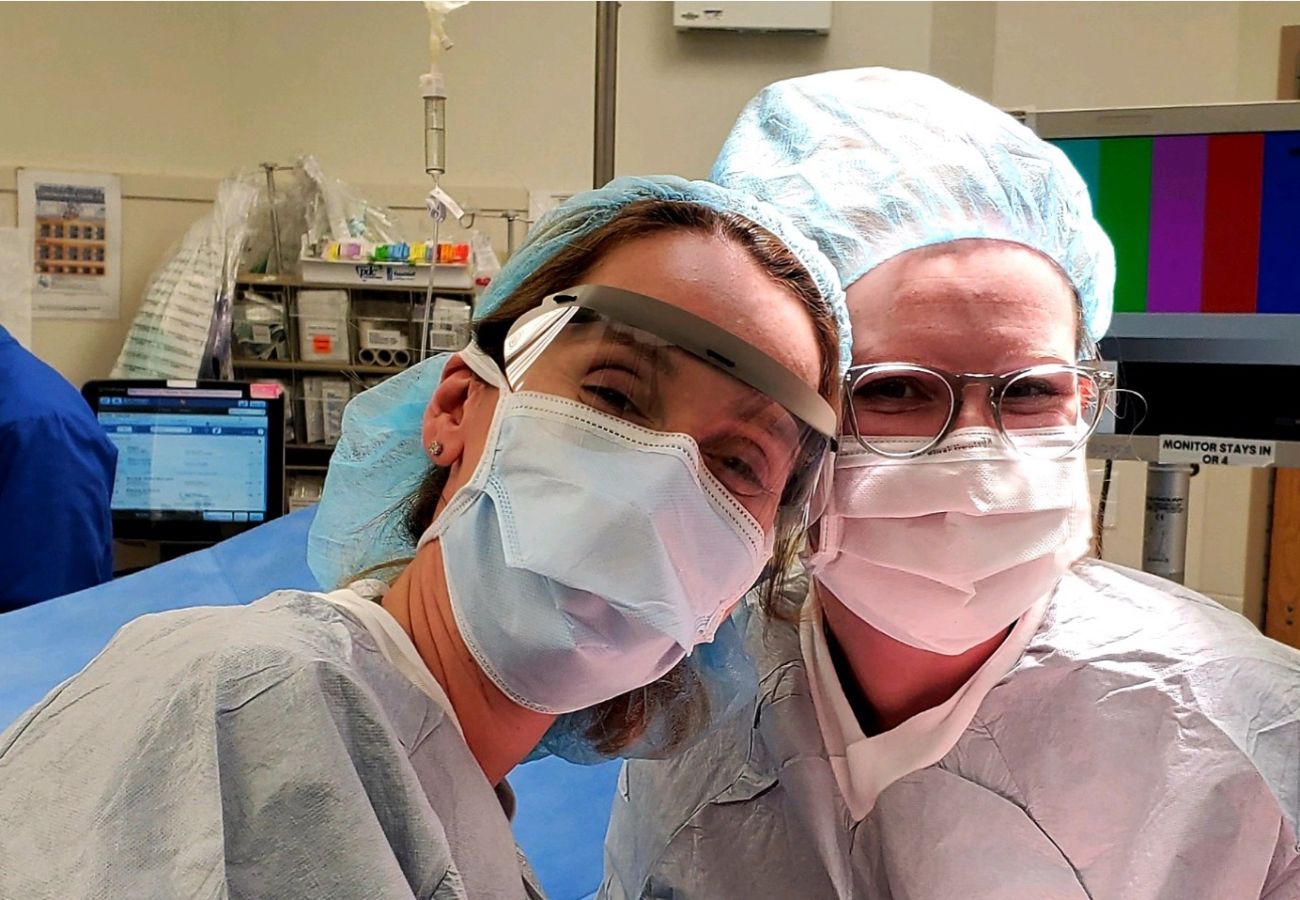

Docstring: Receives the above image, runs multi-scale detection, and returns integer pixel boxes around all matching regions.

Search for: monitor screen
[83,381,285,543]
[1030,102,1300,365]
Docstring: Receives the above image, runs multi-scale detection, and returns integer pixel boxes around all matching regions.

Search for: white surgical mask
[805,427,1092,655]
[417,344,772,714]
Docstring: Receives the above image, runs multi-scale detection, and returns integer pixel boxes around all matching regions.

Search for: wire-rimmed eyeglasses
[842,362,1116,460]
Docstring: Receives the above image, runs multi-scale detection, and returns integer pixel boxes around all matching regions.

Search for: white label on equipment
[363,328,404,349]
[354,264,418,284]
[1157,434,1276,467]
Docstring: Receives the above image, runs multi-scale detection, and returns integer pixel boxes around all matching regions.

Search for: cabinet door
[1266,469,1300,648]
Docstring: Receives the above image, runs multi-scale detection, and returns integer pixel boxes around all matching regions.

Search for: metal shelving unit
[232,359,408,376]
[229,273,475,483]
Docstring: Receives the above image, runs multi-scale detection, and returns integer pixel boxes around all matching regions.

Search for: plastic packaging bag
[287,473,326,512]
[423,0,471,57]
[242,157,402,276]
[241,165,313,277]
[355,299,413,367]
[233,291,289,360]
[253,377,296,443]
[296,290,351,363]
[417,296,471,354]
[469,229,501,290]
[112,176,258,380]
[302,376,353,445]
[303,156,405,248]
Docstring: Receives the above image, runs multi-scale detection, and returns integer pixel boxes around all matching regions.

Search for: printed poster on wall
[16,169,121,320]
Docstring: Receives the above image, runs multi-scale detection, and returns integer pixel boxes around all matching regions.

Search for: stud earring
[427,440,444,459]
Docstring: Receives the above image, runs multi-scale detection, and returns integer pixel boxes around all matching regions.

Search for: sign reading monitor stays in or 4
[1052,132,1300,314]
[1157,434,1277,467]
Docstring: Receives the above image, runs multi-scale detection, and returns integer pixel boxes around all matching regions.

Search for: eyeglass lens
[848,364,1105,459]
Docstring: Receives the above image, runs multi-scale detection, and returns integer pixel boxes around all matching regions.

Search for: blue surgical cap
[712,67,1116,341]
[307,174,847,591]
[478,175,850,360]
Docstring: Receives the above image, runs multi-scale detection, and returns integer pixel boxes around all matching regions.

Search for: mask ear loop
[414,343,513,552]
[806,447,836,525]
[458,341,510,392]
[801,449,841,573]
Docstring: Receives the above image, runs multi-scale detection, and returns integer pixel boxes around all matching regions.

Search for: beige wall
[930,2,997,99]
[991,1,1300,108]
[615,1,934,178]
[1238,2,1300,99]
[992,2,1243,108]
[3,0,1297,616]
[0,4,238,177]
[227,2,595,190]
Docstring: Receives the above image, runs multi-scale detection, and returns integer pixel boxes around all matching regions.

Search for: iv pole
[417,4,457,361]
[594,1,619,189]
[416,0,619,354]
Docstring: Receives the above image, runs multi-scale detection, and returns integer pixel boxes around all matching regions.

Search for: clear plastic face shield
[842,362,1117,460]
[489,284,838,530]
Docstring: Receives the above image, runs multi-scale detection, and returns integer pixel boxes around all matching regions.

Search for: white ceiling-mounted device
[673,2,832,34]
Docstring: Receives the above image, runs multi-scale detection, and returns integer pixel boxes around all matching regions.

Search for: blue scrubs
[0,326,116,611]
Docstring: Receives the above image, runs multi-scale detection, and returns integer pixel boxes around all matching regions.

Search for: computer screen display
[83,381,285,542]
[1030,103,1300,443]
[1031,102,1300,365]
[1052,130,1299,317]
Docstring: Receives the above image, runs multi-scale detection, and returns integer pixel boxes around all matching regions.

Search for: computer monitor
[1030,101,1300,442]
[82,380,286,544]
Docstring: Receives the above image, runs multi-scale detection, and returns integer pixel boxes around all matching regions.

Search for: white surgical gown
[601,561,1300,899]
[0,588,544,899]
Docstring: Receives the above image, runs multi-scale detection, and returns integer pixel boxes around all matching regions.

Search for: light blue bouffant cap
[478,175,849,346]
[711,67,1116,341]
[307,174,848,592]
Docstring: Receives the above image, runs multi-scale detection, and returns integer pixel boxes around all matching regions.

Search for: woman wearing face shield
[0,177,846,900]
[602,72,1300,900]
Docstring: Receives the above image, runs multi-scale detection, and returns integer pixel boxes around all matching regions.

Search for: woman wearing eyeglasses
[602,70,1300,900]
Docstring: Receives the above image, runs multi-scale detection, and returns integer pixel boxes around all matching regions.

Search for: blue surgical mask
[415,344,772,715]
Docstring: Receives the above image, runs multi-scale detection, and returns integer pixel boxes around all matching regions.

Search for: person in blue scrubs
[0,324,117,611]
